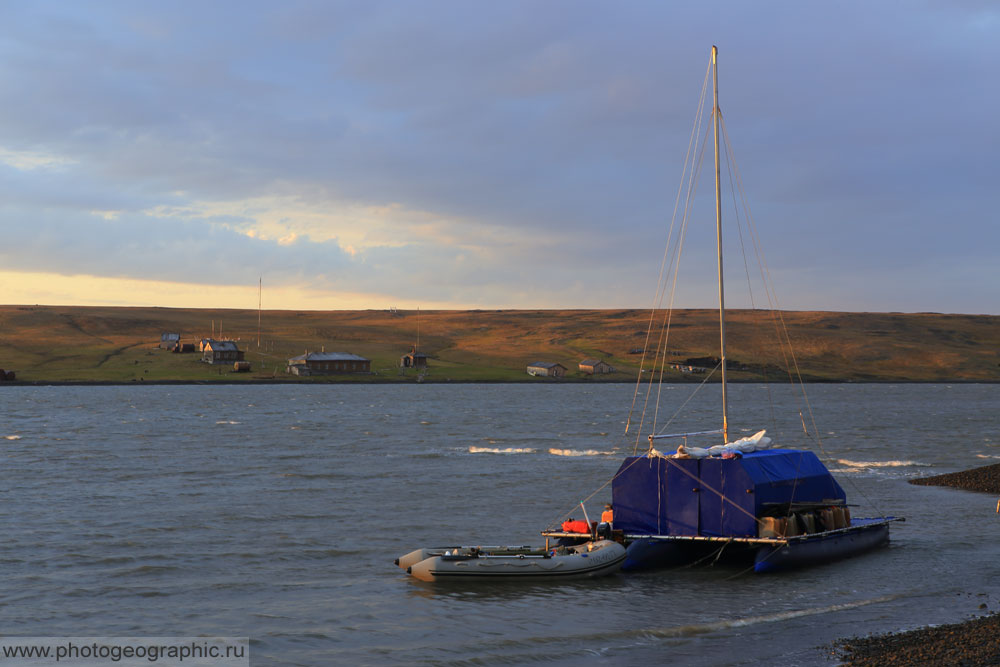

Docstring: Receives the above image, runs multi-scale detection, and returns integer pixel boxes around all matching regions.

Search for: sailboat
[545,47,901,573]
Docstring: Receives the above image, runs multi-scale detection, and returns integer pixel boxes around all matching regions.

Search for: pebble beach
[835,462,1000,665]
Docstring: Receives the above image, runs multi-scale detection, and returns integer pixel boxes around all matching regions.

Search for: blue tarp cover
[612,449,846,537]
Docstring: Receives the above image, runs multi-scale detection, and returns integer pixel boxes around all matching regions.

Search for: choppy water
[1,383,998,665]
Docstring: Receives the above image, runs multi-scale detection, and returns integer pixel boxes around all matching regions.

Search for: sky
[0,1,997,314]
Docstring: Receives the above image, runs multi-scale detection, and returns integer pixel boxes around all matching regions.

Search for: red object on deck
[561,520,591,534]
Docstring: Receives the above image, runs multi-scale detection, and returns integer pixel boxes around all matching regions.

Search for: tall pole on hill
[257,276,262,348]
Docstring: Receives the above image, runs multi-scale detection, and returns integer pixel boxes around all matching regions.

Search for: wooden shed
[287,352,371,375]
[400,348,428,368]
[526,362,567,378]
[579,358,615,374]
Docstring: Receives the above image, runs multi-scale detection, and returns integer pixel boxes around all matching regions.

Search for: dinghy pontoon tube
[399,540,626,582]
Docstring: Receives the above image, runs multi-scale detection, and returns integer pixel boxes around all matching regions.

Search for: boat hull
[622,518,895,573]
[622,538,707,571]
[404,540,626,582]
[753,520,890,573]
[395,545,519,571]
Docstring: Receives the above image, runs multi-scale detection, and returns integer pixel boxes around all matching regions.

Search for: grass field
[0,305,997,383]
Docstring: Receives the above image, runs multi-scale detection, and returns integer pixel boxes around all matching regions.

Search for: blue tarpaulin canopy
[611,449,846,537]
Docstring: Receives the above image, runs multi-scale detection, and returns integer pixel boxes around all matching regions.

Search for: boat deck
[618,516,903,546]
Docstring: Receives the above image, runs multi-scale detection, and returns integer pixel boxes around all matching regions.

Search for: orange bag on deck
[561,520,591,534]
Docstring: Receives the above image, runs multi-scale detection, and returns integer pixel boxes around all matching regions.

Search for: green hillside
[0,305,997,383]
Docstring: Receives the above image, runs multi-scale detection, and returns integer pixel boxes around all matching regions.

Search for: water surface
[1,383,997,665]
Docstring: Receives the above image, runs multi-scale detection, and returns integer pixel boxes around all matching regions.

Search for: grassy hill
[0,305,997,383]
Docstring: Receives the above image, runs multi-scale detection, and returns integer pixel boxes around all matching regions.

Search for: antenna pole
[257,277,262,348]
[712,45,729,444]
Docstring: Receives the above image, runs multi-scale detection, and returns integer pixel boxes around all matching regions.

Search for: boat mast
[712,45,729,443]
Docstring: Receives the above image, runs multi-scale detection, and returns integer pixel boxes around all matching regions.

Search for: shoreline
[835,613,1000,665]
[909,461,1000,495]
[834,461,1000,664]
[2,378,998,387]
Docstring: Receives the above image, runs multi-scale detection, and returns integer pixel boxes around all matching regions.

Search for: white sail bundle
[671,429,772,459]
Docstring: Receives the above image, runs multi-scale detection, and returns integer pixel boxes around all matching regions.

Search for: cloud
[0,1,996,313]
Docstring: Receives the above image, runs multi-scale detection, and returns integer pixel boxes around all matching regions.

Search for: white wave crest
[835,459,930,468]
[975,454,1000,459]
[549,448,616,457]
[468,446,535,454]
[4,435,21,440]
[215,420,242,425]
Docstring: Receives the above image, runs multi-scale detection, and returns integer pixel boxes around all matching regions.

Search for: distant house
[400,348,428,369]
[579,358,615,374]
[172,343,196,353]
[202,339,244,365]
[287,352,371,376]
[668,363,706,374]
[526,361,567,378]
[159,333,180,350]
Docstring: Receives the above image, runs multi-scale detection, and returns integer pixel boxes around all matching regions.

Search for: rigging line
[722,124,885,519]
[633,103,711,454]
[642,215,688,447]
[625,57,712,446]
[772,307,886,519]
[720,116,801,411]
[729,144,822,442]
[633,58,713,450]
[649,119,713,438]
[709,539,732,566]
[678,540,733,570]
[724,560,760,581]
[722,119,801,413]
[657,451,663,535]
[720,118,779,432]
[634,222,688,452]
[654,361,721,437]
[545,452,665,530]
[729,146,813,431]
[719,119,757,310]
[548,432,770,534]
[646,79,712,425]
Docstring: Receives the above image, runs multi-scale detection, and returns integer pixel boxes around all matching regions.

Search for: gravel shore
[835,613,1000,666]
[908,461,1000,495]
[833,462,1000,665]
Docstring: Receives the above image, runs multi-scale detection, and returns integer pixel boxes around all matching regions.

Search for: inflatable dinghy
[397,540,626,582]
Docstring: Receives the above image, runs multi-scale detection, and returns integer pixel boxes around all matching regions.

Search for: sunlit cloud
[0,2,996,313]
[0,147,75,171]
[0,270,462,311]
